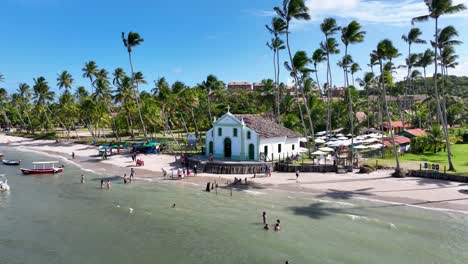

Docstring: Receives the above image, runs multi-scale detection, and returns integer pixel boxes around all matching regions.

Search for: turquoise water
[1,147,468,264]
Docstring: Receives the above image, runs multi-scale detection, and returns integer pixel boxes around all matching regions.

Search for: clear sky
[0,0,467,95]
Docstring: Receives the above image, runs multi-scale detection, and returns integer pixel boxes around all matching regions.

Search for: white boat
[0,175,10,191]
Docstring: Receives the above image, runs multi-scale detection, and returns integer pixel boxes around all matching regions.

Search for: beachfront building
[205,109,304,161]
[227,82,253,90]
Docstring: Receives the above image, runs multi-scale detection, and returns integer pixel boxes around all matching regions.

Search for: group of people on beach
[262,211,281,232]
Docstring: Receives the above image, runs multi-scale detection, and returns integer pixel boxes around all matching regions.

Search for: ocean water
[1,147,468,264]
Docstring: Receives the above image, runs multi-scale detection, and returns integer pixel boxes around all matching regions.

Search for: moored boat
[20,161,63,175]
[2,160,21,165]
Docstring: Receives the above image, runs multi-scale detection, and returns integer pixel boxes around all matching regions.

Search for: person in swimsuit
[100,179,104,189]
[262,211,267,225]
[106,180,111,189]
[80,174,85,184]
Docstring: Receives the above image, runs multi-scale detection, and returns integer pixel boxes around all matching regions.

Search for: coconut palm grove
[1,1,468,263]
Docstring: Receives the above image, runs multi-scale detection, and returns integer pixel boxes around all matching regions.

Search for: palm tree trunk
[276,47,281,124]
[190,107,200,141]
[344,45,355,166]
[285,22,308,138]
[15,106,27,131]
[433,18,455,171]
[179,113,189,135]
[325,38,333,138]
[24,107,33,133]
[314,65,322,97]
[272,47,278,123]
[128,52,148,140]
[423,67,432,127]
[380,59,401,175]
[206,90,213,124]
[46,105,70,140]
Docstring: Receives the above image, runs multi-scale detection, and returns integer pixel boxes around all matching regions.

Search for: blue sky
[0,0,467,95]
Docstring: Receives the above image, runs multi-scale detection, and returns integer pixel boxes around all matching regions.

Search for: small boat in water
[20,161,63,175]
[0,175,10,191]
[2,160,21,165]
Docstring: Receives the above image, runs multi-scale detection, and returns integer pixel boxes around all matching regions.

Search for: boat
[20,161,63,175]
[2,160,21,165]
[0,175,10,191]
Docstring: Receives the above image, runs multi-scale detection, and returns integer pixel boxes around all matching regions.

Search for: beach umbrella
[369,144,384,149]
[315,138,326,144]
[319,147,334,152]
[354,145,369,149]
[311,150,326,155]
[316,131,327,136]
[338,136,348,140]
[336,133,345,137]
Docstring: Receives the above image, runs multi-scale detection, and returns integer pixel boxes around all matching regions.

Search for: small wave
[243,190,266,196]
[345,214,397,229]
[315,199,354,207]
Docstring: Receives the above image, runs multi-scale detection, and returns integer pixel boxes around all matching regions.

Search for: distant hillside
[395,75,468,97]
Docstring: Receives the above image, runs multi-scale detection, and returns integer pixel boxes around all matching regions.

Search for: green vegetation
[0,0,466,176]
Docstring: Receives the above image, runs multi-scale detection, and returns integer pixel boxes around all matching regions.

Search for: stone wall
[408,170,468,183]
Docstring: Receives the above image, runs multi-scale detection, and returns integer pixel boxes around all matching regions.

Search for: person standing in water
[80,174,85,184]
[72,152,75,159]
[123,174,127,184]
[274,219,281,231]
[100,179,104,189]
[106,180,111,189]
[130,168,135,180]
[262,211,267,225]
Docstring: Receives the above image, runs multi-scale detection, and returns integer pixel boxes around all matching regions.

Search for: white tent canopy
[311,150,327,155]
[319,147,334,152]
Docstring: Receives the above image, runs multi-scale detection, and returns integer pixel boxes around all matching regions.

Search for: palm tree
[113,68,126,86]
[32,77,54,130]
[412,0,466,171]
[121,31,148,139]
[373,39,402,177]
[311,48,326,96]
[274,0,311,140]
[57,70,74,92]
[17,83,34,132]
[284,50,316,140]
[114,76,136,138]
[350,63,361,87]
[320,17,341,138]
[266,17,287,123]
[341,20,365,164]
[357,72,375,131]
[82,61,98,93]
[0,73,4,83]
[0,88,11,128]
[200,74,224,124]
[427,125,444,153]
[402,28,426,96]
[417,49,435,124]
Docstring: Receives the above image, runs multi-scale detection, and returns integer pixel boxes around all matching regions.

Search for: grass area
[367,143,468,175]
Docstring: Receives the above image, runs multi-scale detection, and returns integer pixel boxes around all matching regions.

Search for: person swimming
[80,174,85,184]
[275,219,281,231]
[172,204,176,208]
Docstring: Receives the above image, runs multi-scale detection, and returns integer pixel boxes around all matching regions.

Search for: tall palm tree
[266,17,287,123]
[17,83,34,132]
[402,28,426,96]
[320,17,341,137]
[113,68,126,86]
[33,77,54,130]
[417,49,435,125]
[82,61,98,93]
[57,70,74,92]
[350,63,361,87]
[284,50,316,141]
[357,72,375,131]
[274,0,311,140]
[341,20,365,164]
[200,74,223,124]
[412,0,466,171]
[311,48,326,96]
[372,39,402,177]
[114,76,136,138]
[121,31,148,139]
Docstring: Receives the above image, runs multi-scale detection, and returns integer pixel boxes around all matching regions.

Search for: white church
[205,109,305,161]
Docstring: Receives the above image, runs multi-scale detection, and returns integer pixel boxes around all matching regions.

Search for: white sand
[0,134,176,174]
[2,134,468,212]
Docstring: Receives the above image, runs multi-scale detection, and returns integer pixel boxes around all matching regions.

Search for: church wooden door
[224,138,232,158]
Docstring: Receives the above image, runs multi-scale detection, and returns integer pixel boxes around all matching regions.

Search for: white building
[205,110,304,161]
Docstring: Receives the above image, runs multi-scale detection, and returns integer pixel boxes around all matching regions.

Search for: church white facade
[205,111,304,161]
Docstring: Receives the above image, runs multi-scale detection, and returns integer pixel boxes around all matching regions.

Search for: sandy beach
[1,134,468,213]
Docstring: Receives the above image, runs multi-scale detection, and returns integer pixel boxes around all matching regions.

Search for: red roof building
[384,135,411,147]
[401,128,426,138]
[381,121,414,134]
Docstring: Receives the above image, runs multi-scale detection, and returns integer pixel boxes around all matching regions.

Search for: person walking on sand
[100,179,104,189]
[262,211,267,225]
[193,165,197,176]
[80,174,85,184]
[295,170,299,181]
[130,168,135,179]
[72,152,75,159]
[107,180,111,189]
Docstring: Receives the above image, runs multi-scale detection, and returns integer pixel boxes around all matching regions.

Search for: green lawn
[368,143,468,175]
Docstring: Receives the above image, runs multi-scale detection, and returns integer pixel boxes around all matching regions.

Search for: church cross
[227,105,231,113]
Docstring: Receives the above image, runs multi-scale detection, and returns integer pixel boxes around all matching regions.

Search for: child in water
[107,180,111,189]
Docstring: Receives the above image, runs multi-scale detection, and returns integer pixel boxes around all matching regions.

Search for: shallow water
[1,147,468,264]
